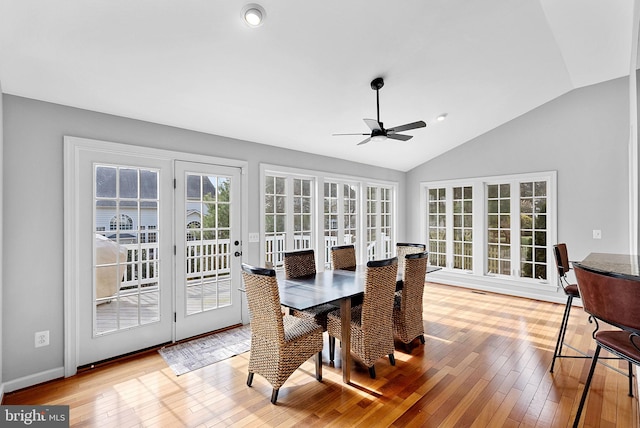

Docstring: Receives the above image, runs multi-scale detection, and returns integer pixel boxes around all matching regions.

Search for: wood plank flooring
[4,282,638,427]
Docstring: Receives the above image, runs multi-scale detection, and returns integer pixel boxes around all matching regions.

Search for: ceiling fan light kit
[333,77,426,146]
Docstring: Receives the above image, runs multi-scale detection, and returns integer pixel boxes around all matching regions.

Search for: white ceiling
[0,0,636,171]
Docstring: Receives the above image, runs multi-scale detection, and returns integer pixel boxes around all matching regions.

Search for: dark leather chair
[549,243,589,373]
[572,263,638,427]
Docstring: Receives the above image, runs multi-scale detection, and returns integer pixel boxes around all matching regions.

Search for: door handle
[234,251,242,257]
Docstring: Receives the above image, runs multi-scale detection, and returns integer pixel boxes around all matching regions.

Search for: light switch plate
[593,229,602,239]
[249,233,260,242]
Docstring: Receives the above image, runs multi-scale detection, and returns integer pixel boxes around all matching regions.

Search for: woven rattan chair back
[241,263,323,404]
[283,249,316,279]
[326,257,398,378]
[396,243,426,278]
[393,252,428,346]
[331,245,356,271]
[359,258,399,366]
[241,265,285,344]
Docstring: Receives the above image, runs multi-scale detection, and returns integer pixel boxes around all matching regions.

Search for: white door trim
[63,136,249,377]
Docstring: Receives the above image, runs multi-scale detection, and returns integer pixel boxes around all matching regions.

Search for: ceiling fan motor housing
[372,127,386,138]
[371,77,384,90]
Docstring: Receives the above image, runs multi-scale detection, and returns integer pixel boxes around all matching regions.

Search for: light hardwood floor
[4,282,639,427]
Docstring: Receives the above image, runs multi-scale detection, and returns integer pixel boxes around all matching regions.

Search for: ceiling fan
[333,77,426,146]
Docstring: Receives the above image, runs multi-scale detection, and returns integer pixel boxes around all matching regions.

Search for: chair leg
[271,389,279,405]
[368,366,376,379]
[247,372,254,387]
[316,351,323,381]
[329,336,335,362]
[389,353,396,366]
[419,334,425,344]
[573,345,601,428]
[550,295,573,373]
[628,361,634,397]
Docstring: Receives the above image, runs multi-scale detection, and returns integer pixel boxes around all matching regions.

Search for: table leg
[340,297,351,383]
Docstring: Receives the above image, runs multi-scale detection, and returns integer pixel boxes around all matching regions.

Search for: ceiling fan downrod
[371,77,384,126]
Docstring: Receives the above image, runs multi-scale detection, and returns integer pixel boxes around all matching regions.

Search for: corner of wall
[0,81,5,402]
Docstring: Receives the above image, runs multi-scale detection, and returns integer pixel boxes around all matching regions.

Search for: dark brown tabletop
[276,265,443,311]
[578,253,640,281]
[276,269,365,311]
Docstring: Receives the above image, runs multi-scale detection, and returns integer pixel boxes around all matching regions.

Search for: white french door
[174,161,243,340]
[76,149,173,366]
[66,138,246,371]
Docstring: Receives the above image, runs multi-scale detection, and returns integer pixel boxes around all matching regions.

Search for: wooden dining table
[276,265,441,383]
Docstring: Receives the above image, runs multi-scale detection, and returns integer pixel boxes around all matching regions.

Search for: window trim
[260,163,398,270]
[420,171,559,300]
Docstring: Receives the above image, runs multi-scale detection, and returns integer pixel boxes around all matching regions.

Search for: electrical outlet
[35,330,49,348]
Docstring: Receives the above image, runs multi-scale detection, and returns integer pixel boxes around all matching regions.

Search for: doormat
[158,324,251,376]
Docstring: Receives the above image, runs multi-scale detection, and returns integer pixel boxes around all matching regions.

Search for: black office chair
[572,263,638,427]
[549,243,589,373]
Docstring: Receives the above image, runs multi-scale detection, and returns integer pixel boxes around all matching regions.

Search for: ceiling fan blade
[332,133,370,136]
[357,137,372,145]
[387,134,413,141]
[387,120,426,134]
[363,118,381,131]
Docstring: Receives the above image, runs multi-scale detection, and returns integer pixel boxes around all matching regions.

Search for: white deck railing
[116,233,391,290]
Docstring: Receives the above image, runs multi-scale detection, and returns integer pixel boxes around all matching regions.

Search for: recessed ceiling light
[242,4,266,27]
[436,113,448,122]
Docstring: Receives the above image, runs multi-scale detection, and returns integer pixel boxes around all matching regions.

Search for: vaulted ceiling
[0,1,636,171]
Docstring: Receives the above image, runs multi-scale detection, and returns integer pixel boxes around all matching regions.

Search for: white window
[109,214,133,231]
[422,171,556,289]
[366,185,394,260]
[264,173,315,269]
[262,165,396,270]
[453,186,473,270]
[323,181,360,268]
[427,187,447,267]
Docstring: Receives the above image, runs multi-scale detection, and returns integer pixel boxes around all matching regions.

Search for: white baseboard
[428,271,577,305]
[2,367,65,393]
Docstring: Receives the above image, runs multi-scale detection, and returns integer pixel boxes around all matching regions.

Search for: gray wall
[1,74,632,389]
[1,94,405,385]
[0,81,4,396]
[406,76,631,263]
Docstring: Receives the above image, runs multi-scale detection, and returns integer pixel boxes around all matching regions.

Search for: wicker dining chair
[283,249,317,278]
[285,249,337,331]
[393,251,429,350]
[571,263,638,427]
[549,243,589,373]
[241,263,323,404]
[331,245,357,271]
[396,243,426,282]
[327,257,398,379]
